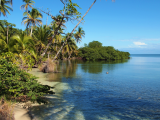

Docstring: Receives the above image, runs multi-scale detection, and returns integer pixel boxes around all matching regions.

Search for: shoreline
[14,68,59,120]
[14,102,40,120]
[14,103,32,120]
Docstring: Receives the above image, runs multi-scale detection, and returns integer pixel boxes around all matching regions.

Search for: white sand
[14,104,31,120]
[14,68,60,120]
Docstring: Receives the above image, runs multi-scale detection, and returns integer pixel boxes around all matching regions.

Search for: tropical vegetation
[0,0,128,105]
[0,0,88,105]
[0,52,54,103]
[78,41,130,60]
[0,0,13,17]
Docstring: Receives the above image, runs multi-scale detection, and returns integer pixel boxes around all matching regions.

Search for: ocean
[30,54,160,120]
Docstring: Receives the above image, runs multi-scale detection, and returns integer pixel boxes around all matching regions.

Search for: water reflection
[46,60,79,82]
[61,60,78,78]
[81,59,129,74]
[29,57,160,120]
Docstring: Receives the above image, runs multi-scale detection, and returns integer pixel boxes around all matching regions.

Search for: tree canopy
[78,41,130,61]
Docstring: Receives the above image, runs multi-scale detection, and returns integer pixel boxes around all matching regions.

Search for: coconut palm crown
[20,0,35,12]
[22,8,43,36]
[0,0,13,17]
[74,27,85,43]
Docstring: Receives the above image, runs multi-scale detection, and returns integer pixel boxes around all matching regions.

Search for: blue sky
[1,0,160,54]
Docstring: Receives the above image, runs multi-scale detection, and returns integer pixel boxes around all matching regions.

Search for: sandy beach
[14,103,32,120]
[13,68,59,120]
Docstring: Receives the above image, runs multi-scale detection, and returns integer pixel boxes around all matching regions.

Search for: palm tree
[40,15,66,59]
[0,0,12,17]
[50,15,66,30]
[74,27,85,43]
[10,32,36,67]
[20,0,34,12]
[52,0,96,60]
[63,33,77,59]
[50,21,64,53]
[10,31,34,53]
[0,20,16,53]
[0,23,8,52]
[22,8,42,36]
[20,0,35,35]
[0,21,5,39]
[0,35,7,53]
[32,25,50,55]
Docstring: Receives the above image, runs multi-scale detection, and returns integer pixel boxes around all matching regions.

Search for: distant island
[78,41,130,60]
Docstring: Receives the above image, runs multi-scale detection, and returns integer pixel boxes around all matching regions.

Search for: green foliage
[0,20,22,53]
[63,0,81,19]
[78,47,101,60]
[21,0,35,12]
[0,0,13,17]
[78,41,130,60]
[0,53,54,103]
[88,41,102,48]
[74,27,85,43]
[22,8,43,36]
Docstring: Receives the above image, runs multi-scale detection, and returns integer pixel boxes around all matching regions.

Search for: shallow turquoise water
[31,54,160,120]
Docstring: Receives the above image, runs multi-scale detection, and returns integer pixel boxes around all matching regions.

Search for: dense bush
[78,41,130,60]
[88,41,102,48]
[0,53,54,103]
[78,47,101,60]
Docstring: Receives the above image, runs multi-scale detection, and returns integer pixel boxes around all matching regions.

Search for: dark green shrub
[78,47,101,60]
[78,41,130,61]
[0,55,54,103]
[88,41,102,48]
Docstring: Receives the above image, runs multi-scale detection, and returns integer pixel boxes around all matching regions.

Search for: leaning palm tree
[50,22,64,53]
[74,27,85,43]
[22,8,42,36]
[0,0,12,17]
[20,0,35,35]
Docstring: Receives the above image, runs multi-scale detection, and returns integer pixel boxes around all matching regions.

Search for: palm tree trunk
[41,33,59,59]
[30,26,33,36]
[7,26,9,44]
[46,16,48,27]
[39,0,96,63]
[53,0,97,60]
[68,53,71,59]
[27,7,28,36]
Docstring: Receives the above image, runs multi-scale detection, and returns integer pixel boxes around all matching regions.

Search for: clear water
[30,54,160,120]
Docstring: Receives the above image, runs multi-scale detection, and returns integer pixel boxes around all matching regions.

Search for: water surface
[30,54,160,120]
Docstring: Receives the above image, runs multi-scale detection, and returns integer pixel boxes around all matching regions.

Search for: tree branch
[53,0,97,60]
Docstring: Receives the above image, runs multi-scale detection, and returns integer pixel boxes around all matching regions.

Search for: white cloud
[109,38,160,42]
[133,42,147,46]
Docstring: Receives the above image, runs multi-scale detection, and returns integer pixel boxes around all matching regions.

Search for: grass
[0,97,15,120]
